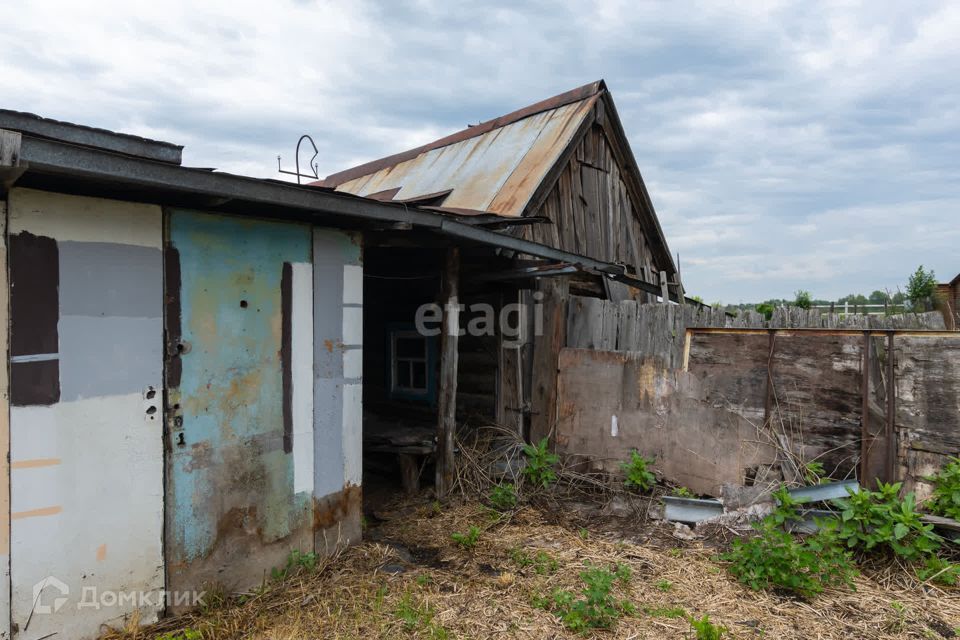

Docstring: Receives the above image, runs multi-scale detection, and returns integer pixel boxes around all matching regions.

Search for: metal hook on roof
[277,134,320,184]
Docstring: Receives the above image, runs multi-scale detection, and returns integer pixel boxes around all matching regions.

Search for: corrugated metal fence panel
[7,188,164,639]
[165,210,313,598]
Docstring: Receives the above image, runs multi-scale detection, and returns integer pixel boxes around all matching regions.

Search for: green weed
[621,450,656,492]
[489,483,517,511]
[926,457,960,521]
[522,438,559,488]
[689,614,728,639]
[451,525,481,550]
[271,549,319,581]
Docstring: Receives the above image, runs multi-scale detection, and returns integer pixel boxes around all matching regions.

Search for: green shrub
[689,614,728,639]
[916,555,960,586]
[522,438,559,488]
[723,519,857,598]
[489,483,517,510]
[926,457,960,520]
[755,303,774,320]
[451,526,481,550]
[671,486,694,498]
[535,563,634,632]
[621,450,656,492]
[833,481,941,560]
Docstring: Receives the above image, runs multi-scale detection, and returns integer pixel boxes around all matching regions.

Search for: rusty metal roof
[319,82,604,217]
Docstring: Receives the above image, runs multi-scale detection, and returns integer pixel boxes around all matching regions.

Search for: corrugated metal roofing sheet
[322,83,603,217]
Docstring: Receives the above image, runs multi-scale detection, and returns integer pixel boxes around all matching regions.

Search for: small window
[388,327,436,403]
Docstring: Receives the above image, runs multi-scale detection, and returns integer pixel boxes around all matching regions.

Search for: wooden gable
[518,92,675,285]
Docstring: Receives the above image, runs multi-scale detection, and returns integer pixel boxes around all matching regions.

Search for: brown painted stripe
[11,458,61,469]
[164,245,183,388]
[11,506,62,520]
[9,231,59,357]
[11,359,60,407]
[281,261,293,454]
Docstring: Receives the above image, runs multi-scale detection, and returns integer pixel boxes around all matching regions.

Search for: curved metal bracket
[277,134,320,184]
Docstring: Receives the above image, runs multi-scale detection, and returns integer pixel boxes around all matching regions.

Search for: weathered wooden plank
[530,278,569,443]
[1,130,21,167]
[435,247,460,497]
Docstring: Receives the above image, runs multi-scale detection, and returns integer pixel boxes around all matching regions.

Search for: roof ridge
[317,80,605,188]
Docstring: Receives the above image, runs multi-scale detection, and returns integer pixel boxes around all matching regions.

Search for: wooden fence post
[435,247,460,498]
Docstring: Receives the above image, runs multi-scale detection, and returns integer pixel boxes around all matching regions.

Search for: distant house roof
[319,81,602,217]
[320,80,675,273]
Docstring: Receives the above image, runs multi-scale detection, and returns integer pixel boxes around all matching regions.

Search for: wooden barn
[318,80,693,503]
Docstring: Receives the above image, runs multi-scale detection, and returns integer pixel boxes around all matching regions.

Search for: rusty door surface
[164,210,312,598]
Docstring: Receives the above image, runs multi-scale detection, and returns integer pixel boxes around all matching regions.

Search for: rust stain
[96,543,107,561]
[184,440,213,472]
[213,505,262,549]
[313,484,362,531]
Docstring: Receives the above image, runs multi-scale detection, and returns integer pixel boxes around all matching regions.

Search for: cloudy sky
[4,1,958,303]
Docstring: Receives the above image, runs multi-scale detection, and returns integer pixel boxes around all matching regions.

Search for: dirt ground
[102,492,960,640]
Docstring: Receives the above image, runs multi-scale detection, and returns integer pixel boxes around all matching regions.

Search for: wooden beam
[659,270,669,303]
[435,247,460,497]
[0,130,22,167]
[530,278,568,443]
[860,332,871,486]
[886,332,897,482]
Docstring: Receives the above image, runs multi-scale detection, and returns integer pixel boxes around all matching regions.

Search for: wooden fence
[565,297,946,370]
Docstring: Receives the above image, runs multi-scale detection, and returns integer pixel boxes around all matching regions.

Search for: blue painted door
[164,211,312,598]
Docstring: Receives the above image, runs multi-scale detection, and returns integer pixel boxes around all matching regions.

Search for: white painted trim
[291,263,315,494]
[343,265,363,305]
[343,348,363,380]
[342,307,363,346]
[9,353,58,363]
[342,383,362,486]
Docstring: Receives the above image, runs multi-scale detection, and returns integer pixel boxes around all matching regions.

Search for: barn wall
[555,348,777,496]
[896,336,960,498]
[7,188,164,639]
[522,123,663,292]
[555,299,959,496]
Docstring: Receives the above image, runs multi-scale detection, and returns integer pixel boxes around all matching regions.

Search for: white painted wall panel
[10,394,164,639]
[291,262,315,494]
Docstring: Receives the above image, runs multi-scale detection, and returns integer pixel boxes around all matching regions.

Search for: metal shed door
[164,211,313,600]
[7,189,165,640]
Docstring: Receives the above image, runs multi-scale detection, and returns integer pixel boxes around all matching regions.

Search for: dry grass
[102,498,960,640]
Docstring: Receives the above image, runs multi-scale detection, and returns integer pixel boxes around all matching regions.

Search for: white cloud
[2,0,957,301]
